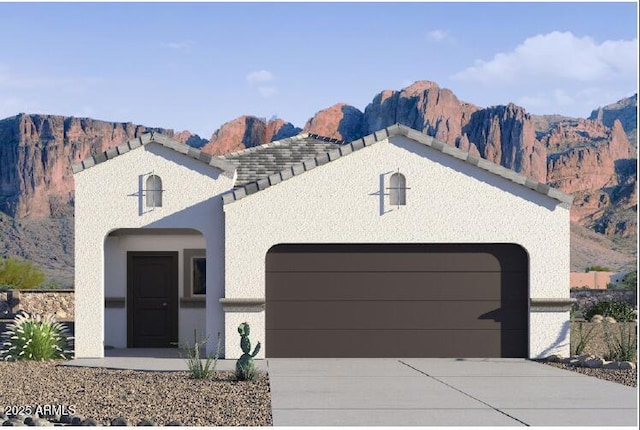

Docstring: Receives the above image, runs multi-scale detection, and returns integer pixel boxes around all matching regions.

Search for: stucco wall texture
[224,135,571,358]
[74,143,232,357]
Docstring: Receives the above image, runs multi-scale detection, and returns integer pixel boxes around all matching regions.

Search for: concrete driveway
[267,358,638,426]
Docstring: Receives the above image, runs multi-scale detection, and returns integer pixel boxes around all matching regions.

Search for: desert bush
[616,271,637,290]
[585,265,612,272]
[584,300,635,323]
[602,321,637,362]
[0,312,73,361]
[179,330,222,379]
[571,313,596,356]
[0,257,46,290]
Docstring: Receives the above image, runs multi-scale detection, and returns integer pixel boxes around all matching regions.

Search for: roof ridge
[217,133,310,159]
[218,132,345,160]
[222,123,573,206]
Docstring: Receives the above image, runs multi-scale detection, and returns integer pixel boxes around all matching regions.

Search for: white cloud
[515,87,631,116]
[427,29,451,42]
[258,86,278,98]
[452,31,637,84]
[165,42,192,54]
[246,70,274,84]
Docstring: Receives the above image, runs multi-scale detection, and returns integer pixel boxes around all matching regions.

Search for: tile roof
[218,133,345,187]
[221,124,574,207]
[70,124,573,209]
[71,132,235,174]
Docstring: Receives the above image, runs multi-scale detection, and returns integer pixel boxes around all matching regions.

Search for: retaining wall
[571,289,637,313]
[0,290,74,321]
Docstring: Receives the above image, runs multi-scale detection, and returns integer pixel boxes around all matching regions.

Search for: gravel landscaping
[0,362,272,426]
[541,321,637,388]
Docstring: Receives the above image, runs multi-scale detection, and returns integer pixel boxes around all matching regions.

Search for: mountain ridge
[0,82,636,285]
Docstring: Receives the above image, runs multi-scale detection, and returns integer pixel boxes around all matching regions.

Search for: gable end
[221,124,573,207]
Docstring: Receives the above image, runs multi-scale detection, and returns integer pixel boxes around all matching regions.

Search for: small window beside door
[183,249,206,304]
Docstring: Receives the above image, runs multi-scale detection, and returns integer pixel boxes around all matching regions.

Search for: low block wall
[0,290,74,321]
[571,289,637,313]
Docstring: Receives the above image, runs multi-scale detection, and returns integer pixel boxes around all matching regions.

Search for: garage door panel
[266,272,528,301]
[266,244,528,273]
[266,329,528,358]
[267,301,527,330]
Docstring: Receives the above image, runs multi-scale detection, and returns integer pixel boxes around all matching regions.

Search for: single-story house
[72,124,574,359]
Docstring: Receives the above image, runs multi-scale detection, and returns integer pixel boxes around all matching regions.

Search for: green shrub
[584,301,635,323]
[585,265,612,272]
[179,330,222,379]
[602,321,637,362]
[618,271,637,290]
[0,257,46,290]
[0,312,73,361]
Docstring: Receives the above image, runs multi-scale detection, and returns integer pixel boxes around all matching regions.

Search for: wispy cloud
[165,42,192,54]
[246,69,274,84]
[451,31,637,84]
[246,70,278,98]
[427,29,453,42]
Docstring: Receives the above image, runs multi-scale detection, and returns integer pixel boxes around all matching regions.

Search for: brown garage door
[265,243,528,358]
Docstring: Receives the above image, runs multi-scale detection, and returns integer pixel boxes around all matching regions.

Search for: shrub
[618,271,637,290]
[584,301,635,323]
[179,330,222,379]
[0,312,73,361]
[571,313,596,356]
[236,322,261,381]
[602,321,637,362]
[585,265,612,272]
[0,257,46,290]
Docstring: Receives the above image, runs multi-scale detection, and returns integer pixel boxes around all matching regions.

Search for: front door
[127,252,179,347]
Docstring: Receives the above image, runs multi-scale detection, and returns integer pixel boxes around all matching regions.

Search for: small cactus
[236,322,260,380]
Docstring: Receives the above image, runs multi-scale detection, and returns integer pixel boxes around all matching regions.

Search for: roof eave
[71,132,235,176]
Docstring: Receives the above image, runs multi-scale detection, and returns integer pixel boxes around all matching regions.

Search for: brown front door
[266,243,529,358]
[127,252,179,348]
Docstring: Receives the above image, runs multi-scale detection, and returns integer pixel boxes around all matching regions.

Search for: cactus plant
[236,322,261,380]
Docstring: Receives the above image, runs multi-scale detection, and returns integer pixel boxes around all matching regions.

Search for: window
[183,249,206,300]
[389,172,406,206]
[146,175,162,207]
[191,257,206,295]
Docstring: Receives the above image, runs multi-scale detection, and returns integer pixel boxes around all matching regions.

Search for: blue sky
[0,1,637,138]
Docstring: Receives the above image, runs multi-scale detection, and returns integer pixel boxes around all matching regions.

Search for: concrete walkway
[267,358,638,426]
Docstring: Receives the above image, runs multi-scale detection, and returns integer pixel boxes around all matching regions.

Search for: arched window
[146,175,163,207]
[389,172,406,206]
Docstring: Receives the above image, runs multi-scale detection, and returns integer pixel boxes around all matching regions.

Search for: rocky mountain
[0,113,205,219]
[589,94,637,145]
[201,116,300,155]
[0,84,636,285]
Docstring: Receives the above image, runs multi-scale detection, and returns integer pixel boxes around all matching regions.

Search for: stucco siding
[223,135,570,358]
[74,143,232,357]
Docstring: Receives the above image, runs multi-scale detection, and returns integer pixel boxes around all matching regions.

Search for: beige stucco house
[72,124,574,359]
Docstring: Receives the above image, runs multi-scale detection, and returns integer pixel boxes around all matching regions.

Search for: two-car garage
[265,243,529,358]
